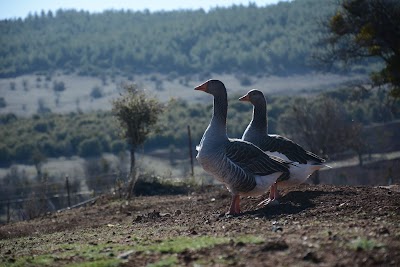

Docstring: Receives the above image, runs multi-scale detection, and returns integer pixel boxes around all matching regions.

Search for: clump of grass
[138,236,230,253]
[133,235,264,254]
[350,238,383,251]
[3,240,130,267]
[68,259,120,267]
[148,256,178,267]
[2,233,264,267]
[141,235,263,266]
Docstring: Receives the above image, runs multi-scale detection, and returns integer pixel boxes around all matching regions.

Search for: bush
[9,82,16,91]
[0,113,17,124]
[111,140,126,154]
[0,97,6,108]
[14,143,36,162]
[78,138,102,157]
[39,140,58,158]
[34,122,48,133]
[90,86,103,99]
[239,76,252,86]
[53,80,65,92]
[0,145,11,166]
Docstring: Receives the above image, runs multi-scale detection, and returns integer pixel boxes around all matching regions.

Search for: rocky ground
[0,184,399,266]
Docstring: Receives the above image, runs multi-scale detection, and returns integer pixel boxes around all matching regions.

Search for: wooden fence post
[187,125,194,177]
[7,199,10,223]
[65,175,71,207]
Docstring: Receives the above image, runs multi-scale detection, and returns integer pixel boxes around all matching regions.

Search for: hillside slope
[0,0,340,77]
[1,184,399,266]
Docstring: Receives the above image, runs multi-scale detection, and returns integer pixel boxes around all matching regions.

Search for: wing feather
[225,139,289,176]
[261,135,325,164]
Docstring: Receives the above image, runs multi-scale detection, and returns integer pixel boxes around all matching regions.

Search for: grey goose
[195,80,292,215]
[239,89,326,205]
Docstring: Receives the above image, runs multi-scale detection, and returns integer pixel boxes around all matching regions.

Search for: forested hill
[1,0,339,78]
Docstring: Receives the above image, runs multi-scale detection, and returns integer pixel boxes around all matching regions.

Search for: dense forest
[0,87,399,167]
[0,0,362,78]
[1,0,398,167]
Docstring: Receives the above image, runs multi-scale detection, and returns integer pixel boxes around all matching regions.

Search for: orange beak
[238,94,250,102]
[194,81,208,92]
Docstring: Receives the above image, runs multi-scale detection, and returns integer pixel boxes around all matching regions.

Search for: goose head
[194,79,227,97]
[238,89,266,106]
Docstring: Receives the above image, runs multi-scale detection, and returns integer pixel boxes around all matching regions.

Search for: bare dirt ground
[1,184,400,266]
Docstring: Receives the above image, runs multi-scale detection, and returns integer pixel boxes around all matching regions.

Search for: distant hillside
[0,0,344,78]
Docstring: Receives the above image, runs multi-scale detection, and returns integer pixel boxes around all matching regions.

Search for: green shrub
[111,140,126,154]
[90,86,103,99]
[0,145,11,166]
[0,97,6,108]
[14,143,36,162]
[34,122,48,133]
[78,138,102,157]
[0,113,17,124]
[53,80,65,92]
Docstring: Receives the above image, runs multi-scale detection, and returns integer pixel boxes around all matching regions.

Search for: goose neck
[212,94,227,124]
[251,101,268,132]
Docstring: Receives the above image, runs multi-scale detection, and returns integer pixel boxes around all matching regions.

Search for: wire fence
[2,151,397,224]
[0,172,130,224]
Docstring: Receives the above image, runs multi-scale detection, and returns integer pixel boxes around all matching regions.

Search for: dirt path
[1,184,399,266]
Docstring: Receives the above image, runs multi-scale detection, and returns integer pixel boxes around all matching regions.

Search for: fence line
[0,172,131,224]
[0,190,98,205]
[0,170,204,224]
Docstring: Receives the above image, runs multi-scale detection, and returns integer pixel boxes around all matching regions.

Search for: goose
[239,89,326,205]
[195,79,292,215]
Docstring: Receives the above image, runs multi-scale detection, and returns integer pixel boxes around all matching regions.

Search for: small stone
[303,252,320,263]
[148,210,160,219]
[261,240,288,251]
[174,210,182,216]
[272,225,283,232]
[378,227,390,235]
[118,250,135,259]
[190,230,198,235]
[235,241,246,247]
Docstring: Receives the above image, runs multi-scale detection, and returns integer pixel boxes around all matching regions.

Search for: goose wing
[262,134,325,164]
[226,139,289,176]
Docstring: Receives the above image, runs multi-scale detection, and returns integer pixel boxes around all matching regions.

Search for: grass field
[0,72,366,116]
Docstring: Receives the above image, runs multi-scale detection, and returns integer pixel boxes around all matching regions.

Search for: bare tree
[112,85,164,199]
[278,96,365,163]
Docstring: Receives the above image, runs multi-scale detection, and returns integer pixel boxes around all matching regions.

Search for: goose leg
[256,183,279,207]
[269,183,280,205]
[268,184,275,200]
[228,194,241,215]
[235,195,241,214]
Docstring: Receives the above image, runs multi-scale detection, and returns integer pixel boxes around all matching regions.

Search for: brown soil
[1,184,400,266]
